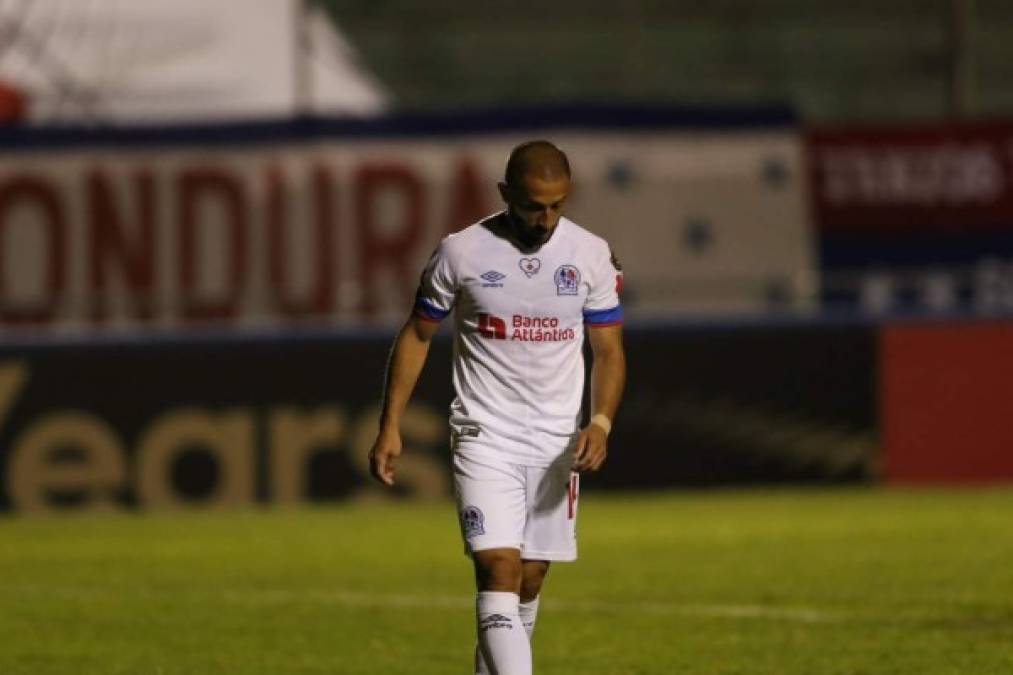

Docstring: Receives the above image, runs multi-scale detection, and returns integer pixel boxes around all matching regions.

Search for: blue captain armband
[583,305,622,326]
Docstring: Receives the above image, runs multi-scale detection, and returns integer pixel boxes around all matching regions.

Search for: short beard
[507,211,550,249]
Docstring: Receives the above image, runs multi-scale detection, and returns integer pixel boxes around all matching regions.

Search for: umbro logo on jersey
[480,270,505,283]
[480,270,506,288]
[518,257,541,278]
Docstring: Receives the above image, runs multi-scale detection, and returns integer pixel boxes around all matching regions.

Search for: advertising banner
[0,108,814,335]
[807,123,1013,315]
[596,321,878,490]
[0,334,454,513]
[0,321,877,514]
[881,320,1013,484]
[809,122,1013,233]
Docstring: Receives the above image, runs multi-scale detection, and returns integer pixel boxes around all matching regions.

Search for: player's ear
[497,180,511,204]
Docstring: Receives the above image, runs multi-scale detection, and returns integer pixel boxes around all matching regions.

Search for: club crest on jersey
[518,258,541,278]
[554,265,581,295]
[461,505,486,537]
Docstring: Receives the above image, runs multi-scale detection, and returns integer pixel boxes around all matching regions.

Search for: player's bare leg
[474,547,523,592]
[519,560,549,602]
[472,548,531,675]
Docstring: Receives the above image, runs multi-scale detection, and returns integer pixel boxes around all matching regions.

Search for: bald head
[498,141,572,249]
[504,140,571,188]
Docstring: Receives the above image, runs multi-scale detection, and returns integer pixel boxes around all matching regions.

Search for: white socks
[475,592,537,675]
[518,595,540,636]
[474,591,537,675]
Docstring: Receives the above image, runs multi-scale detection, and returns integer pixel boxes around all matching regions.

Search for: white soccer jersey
[414,213,622,467]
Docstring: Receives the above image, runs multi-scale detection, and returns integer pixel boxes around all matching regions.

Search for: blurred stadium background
[1,2,1012,673]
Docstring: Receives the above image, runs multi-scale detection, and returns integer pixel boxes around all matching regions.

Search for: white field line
[3,585,842,624]
[218,589,842,624]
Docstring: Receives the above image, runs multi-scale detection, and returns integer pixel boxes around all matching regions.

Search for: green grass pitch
[2,488,1012,674]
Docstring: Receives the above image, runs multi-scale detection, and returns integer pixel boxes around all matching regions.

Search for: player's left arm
[573,323,626,472]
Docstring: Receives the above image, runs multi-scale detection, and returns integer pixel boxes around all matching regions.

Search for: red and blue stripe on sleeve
[413,291,451,323]
[583,305,622,327]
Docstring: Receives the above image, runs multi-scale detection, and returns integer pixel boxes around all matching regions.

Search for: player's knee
[473,549,522,592]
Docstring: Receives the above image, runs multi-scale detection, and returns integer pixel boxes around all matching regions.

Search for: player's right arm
[368,315,441,486]
[369,238,457,487]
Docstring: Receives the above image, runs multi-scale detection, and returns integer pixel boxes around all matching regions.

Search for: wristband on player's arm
[589,413,612,435]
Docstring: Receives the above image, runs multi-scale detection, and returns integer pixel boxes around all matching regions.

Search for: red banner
[881,321,1013,484]
[807,122,1013,233]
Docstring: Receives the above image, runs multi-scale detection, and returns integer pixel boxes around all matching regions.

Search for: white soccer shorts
[453,451,579,561]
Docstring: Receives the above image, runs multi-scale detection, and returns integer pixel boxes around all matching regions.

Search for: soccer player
[368,140,626,675]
